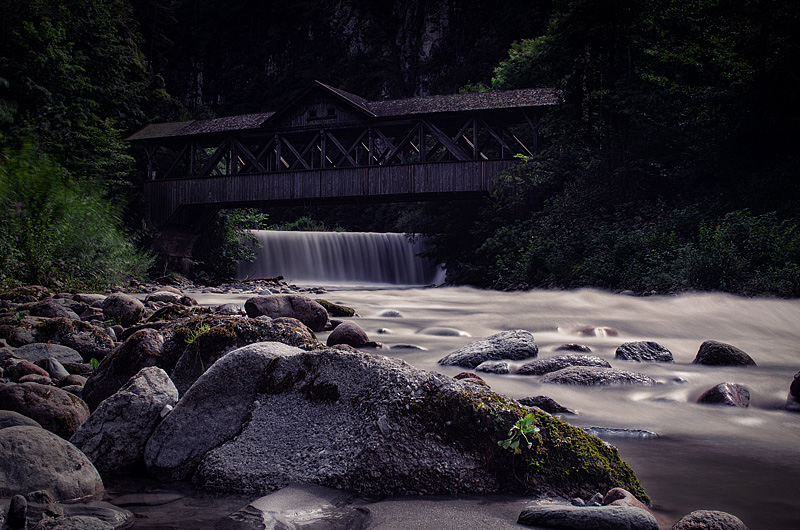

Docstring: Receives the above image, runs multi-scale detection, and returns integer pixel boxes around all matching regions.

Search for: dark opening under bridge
[129,81,558,235]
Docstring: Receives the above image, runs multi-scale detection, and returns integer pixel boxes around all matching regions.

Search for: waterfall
[237,231,445,285]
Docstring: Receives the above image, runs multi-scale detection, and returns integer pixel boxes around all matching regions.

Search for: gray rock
[615,341,673,362]
[517,396,575,415]
[693,341,756,366]
[603,488,650,512]
[696,382,750,407]
[144,291,183,304]
[32,515,115,530]
[0,315,48,347]
[554,344,592,353]
[35,318,115,361]
[82,329,165,411]
[148,343,646,499]
[0,410,42,430]
[518,504,659,529]
[518,355,611,376]
[438,330,538,368]
[144,342,302,481]
[475,360,511,374]
[6,494,27,529]
[378,310,403,318]
[24,299,81,320]
[326,320,372,348]
[541,367,658,386]
[101,293,145,327]
[72,294,106,305]
[244,295,329,331]
[671,509,749,530]
[418,327,471,337]
[71,367,178,474]
[0,382,90,439]
[231,483,370,530]
[214,303,242,315]
[0,426,103,502]
[44,358,71,380]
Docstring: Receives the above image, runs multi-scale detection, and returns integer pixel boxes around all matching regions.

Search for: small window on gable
[327,107,336,117]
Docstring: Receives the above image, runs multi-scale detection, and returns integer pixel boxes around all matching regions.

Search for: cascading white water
[237,230,445,285]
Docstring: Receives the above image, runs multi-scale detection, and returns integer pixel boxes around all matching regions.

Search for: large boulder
[35,318,115,361]
[71,367,178,474]
[146,343,648,502]
[615,341,674,363]
[696,383,750,407]
[244,295,329,331]
[0,315,48,347]
[168,315,323,395]
[541,367,658,386]
[692,341,756,366]
[517,504,658,529]
[0,382,89,438]
[518,355,611,376]
[671,509,749,530]
[144,291,183,304]
[0,426,103,501]
[101,293,145,327]
[82,329,166,411]
[438,330,539,369]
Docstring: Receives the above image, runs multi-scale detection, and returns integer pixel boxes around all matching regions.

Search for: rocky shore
[0,279,780,529]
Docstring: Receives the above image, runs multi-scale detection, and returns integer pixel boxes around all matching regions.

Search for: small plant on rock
[498,412,540,454]
[184,322,211,344]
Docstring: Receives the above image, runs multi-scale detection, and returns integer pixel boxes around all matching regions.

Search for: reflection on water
[188,286,800,530]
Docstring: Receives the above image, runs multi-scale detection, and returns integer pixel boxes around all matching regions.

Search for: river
[184,284,800,530]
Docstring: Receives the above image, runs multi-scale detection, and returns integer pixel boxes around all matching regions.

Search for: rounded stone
[101,293,145,327]
[696,382,750,407]
[518,355,610,376]
[671,509,749,530]
[693,341,756,366]
[244,295,328,331]
[541,366,657,386]
[0,382,90,438]
[615,341,674,362]
[438,329,537,368]
[0,425,103,502]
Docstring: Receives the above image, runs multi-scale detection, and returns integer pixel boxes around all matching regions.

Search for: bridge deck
[145,159,514,228]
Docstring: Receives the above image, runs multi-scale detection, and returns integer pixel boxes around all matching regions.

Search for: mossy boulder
[35,318,115,361]
[146,343,648,501]
[101,293,145,327]
[315,299,356,317]
[0,315,49,347]
[244,295,329,331]
[169,314,323,395]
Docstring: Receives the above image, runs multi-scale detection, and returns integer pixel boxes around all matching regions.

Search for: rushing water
[237,231,444,286]
[189,285,800,530]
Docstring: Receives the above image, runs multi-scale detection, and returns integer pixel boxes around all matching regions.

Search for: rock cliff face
[141,0,551,114]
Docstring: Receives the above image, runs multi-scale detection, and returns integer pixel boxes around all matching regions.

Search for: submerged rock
[518,355,611,376]
[693,341,756,366]
[0,426,103,502]
[146,342,648,501]
[518,396,575,415]
[326,320,376,348]
[541,367,657,386]
[517,504,658,530]
[438,330,538,368]
[615,341,674,363]
[315,299,356,317]
[671,509,749,530]
[475,360,511,374]
[696,382,750,407]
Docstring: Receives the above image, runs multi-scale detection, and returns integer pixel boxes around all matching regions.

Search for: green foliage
[270,216,339,232]
[499,412,541,454]
[0,143,152,290]
[192,208,270,282]
[184,322,211,344]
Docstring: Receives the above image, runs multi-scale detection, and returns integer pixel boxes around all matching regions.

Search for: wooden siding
[145,160,514,228]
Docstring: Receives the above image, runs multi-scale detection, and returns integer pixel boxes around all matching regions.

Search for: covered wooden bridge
[128,81,558,232]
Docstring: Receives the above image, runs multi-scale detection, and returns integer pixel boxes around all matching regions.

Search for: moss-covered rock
[35,318,115,361]
[0,286,52,303]
[315,299,356,317]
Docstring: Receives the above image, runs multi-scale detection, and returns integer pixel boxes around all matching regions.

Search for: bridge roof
[127,83,558,142]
